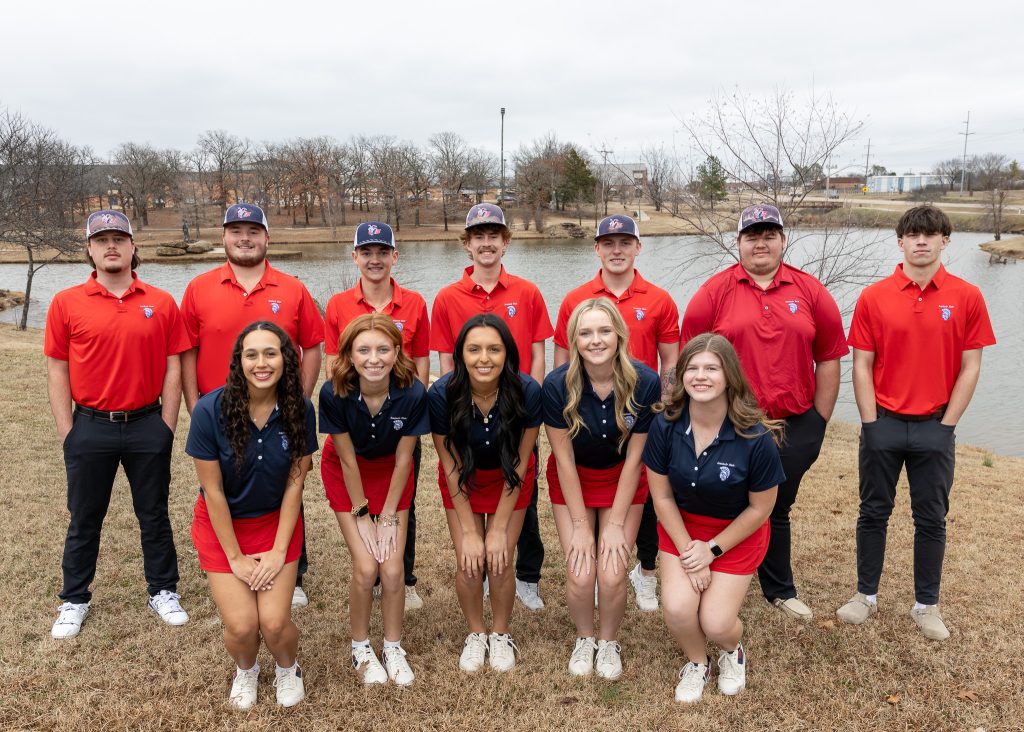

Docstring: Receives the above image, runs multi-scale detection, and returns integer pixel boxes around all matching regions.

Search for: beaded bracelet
[378,513,400,527]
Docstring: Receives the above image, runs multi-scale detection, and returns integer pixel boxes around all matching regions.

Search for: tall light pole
[959,110,974,195]
[500,107,506,203]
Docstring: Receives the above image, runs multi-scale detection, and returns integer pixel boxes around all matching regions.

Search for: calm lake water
[2,229,1020,456]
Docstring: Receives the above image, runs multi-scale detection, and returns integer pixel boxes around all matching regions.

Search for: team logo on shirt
[392,418,404,431]
[719,466,731,481]
[940,306,952,321]
[269,299,282,314]
[634,308,646,321]
[787,300,799,314]
[141,306,154,319]
[623,413,636,430]
[280,433,289,450]
[506,304,517,318]
[394,320,405,332]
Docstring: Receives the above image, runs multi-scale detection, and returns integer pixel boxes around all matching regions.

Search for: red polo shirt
[553,269,680,370]
[847,263,995,415]
[180,261,325,395]
[324,278,429,357]
[44,273,191,411]
[430,265,553,374]
[682,262,848,418]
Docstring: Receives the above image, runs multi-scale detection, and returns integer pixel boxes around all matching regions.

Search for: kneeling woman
[319,314,429,686]
[187,321,318,710]
[543,298,661,679]
[428,314,541,673]
[643,333,784,704]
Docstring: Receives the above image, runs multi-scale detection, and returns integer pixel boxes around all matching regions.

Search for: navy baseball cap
[354,221,396,249]
[737,204,784,234]
[465,203,508,230]
[595,215,640,241]
[223,203,269,232]
[86,210,133,239]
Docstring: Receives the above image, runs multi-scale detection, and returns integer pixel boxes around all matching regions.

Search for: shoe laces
[719,647,744,678]
[677,661,710,690]
[152,590,183,613]
[384,646,411,672]
[518,581,540,600]
[632,567,657,596]
[274,665,299,693]
[352,645,381,671]
[234,666,259,692]
[56,602,86,620]
[463,633,488,662]
[490,633,519,658]
[596,640,621,666]
[571,637,597,664]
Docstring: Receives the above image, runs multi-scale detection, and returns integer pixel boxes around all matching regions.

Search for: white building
[867,174,944,194]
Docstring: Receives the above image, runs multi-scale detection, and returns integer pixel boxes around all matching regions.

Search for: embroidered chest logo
[139,305,155,319]
[719,466,731,481]
[392,418,404,431]
[280,433,289,451]
[394,320,405,332]
[634,308,646,322]
[268,299,282,314]
[505,303,517,318]
[786,299,800,314]
[623,413,636,430]
[939,305,955,321]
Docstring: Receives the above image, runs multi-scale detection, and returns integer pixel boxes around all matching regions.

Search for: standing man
[180,203,324,607]
[682,204,848,621]
[323,221,430,610]
[46,210,192,639]
[431,203,553,610]
[553,214,680,612]
[837,205,994,640]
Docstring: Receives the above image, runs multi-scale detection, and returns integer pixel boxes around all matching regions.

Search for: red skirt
[438,455,536,514]
[321,438,414,514]
[546,454,649,508]
[657,510,769,576]
[191,496,303,574]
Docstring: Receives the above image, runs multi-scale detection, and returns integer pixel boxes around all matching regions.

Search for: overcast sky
[3,0,1020,176]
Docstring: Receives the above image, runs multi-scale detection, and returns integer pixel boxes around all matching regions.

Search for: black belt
[74,401,162,423]
[876,405,946,423]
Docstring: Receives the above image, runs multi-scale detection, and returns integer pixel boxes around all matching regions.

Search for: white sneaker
[291,585,309,608]
[568,636,597,676]
[595,640,623,680]
[51,602,90,639]
[383,645,415,686]
[488,632,519,672]
[274,663,304,707]
[404,585,424,611]
[628,564,658,612]
[459,632,489,673]
[717,643,746,695]
[149,590,189,626]
[515,579,545,611]
[352,644,387,685]
[674,660,710,703]
[229,664,259,710]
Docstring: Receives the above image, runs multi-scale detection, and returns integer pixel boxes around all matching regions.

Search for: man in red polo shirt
[431,203,553,610]
[323,221,430,610]
[46,210,192,639]
[180,203,324,606]
[682,203,848,622]
[553,214,679,612]
[837,206,995,641]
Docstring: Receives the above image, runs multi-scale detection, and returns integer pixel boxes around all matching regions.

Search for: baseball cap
[465,203,508,230]
[223,203,269,232]
[86,210,133,239]
[354,221,396,249]
[737,204,784,234]
[595,214,640,241]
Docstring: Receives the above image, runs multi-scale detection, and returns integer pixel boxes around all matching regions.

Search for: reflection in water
[2,230,1019,456]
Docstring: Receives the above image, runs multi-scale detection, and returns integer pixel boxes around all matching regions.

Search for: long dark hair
[444,314,527,495]
[221,321,310,482]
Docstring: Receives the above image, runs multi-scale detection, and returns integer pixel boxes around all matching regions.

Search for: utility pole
[863,138,871,193]
[959,111,974,195]
[598,146,613,216]
[500,107,506,203]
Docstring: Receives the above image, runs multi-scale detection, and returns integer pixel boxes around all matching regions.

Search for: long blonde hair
[562,298,639,452]
[660,333,785,443]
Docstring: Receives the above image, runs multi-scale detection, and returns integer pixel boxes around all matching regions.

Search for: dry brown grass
[1,322,1022,731]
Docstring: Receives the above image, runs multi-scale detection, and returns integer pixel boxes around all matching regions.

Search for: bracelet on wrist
[607,519,625,527]
[351,498,369,518]
[571,517,587,525]
[378,513,400,527]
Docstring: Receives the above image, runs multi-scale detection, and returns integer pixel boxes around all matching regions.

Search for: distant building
[867,174,944,194]
[593,162,648,189]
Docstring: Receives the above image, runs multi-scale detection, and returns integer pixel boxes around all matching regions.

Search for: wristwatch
[351,499,369,518]
[707,539,724,557]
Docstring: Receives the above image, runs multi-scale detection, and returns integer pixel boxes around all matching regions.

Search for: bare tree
[404,144,432,226]
[367,136,414,230]
[973,152,1009,240]
[513,134,568,231]
[112,142,168,228]
[641,143,674,212]
[196,129,249,210]
[429,132,470,231]
[464,147,497,205]
[933,157,965,192]
[0,109,91,329]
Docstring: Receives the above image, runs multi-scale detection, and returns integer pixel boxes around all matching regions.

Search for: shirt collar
[218,260,279,288]
[893,262,947,291]
[460,265,509,293]
[733,262,795,288]
[682,409,737,443]
[85,271,144,297]
[354,278,404,308]
[590,269,649,296]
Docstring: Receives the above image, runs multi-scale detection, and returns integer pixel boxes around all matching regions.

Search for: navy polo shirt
[428,372,542,471]
[542,362,661,469]
[186,387,319,519]
[318,376,430,458]
[642,410,785,519]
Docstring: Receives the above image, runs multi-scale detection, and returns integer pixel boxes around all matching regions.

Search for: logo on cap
[368,224,381,235]
[472,206,491,219]
[100,214,115,225]
[719,466,731,481]
[236,207,252,219]
[609,218,624,230]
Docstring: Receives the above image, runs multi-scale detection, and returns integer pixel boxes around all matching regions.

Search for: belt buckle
[108,411,129,422]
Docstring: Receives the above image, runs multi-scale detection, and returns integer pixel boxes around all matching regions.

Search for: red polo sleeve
[430,291,456,354]
[409,301,430,358]
[656,296,681,345]
[964,288,996,349]
[553,297,572,350]
[179,281,201,348]
[681,286,715,342]
[296,287,325,349]
[166,299,194,355]
[528,286,554,343]
[846,293,876,352]
[43,295,70,360]
[810,287,848,362]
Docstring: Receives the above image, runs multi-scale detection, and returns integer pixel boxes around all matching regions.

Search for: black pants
[757,407,828,602]
[515,445,544,583]
[60,411,179,604]
[855,415,955,605]
[403,441,422,586]
[635,494,659,572]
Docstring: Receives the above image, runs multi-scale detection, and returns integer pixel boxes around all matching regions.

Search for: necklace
[471,388,499,424]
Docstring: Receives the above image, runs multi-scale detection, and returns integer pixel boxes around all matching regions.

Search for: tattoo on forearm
[660,368,676,399]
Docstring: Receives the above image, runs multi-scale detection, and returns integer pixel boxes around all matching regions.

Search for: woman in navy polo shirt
[428,313,541,674]
[643,333,784,704]
[187,321,318,711]
[319,313,428,687]
[543,298,660,680]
